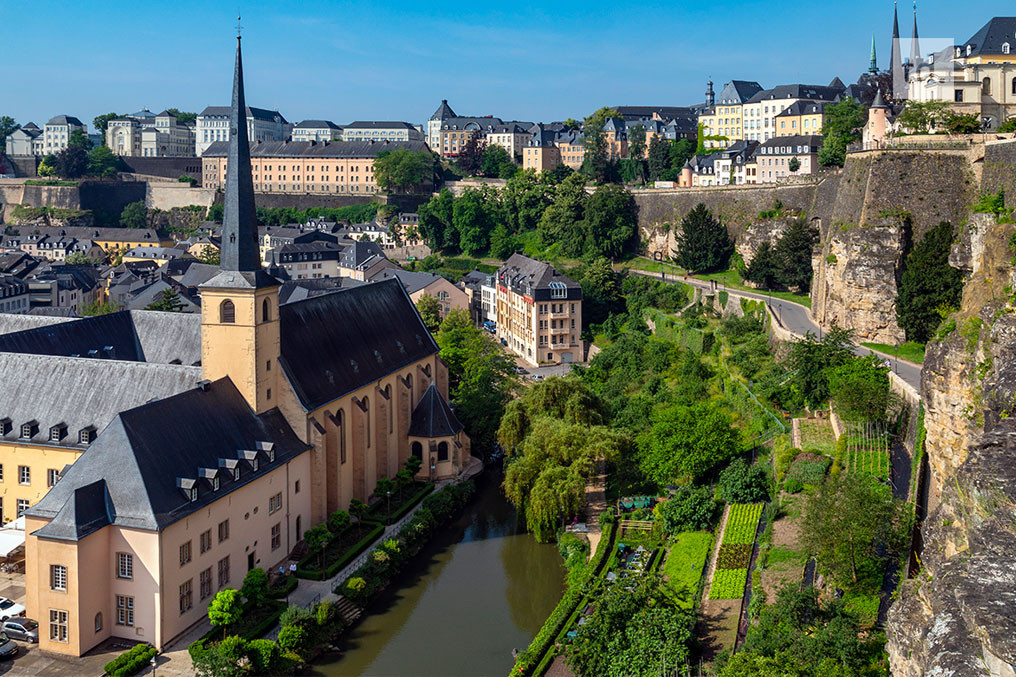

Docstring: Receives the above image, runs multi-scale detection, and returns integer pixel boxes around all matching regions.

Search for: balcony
[550,312,569,320]
[550,326,571,335]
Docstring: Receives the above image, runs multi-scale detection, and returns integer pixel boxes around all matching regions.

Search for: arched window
[219,299,235,323]
[363,397,370,448]
[412,441,423,460]
[385,385,393,433]
[94,612,102,633]
[437,441,448,462]
[262,298,271,322]
[983,77,992,95]
[334,409,345,464]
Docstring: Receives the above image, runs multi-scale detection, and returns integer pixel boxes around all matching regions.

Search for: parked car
[515,366,528,375]
[0,598,25,621]
[0,633,17,658]
[2,618,37,643]
[530,373,545,381]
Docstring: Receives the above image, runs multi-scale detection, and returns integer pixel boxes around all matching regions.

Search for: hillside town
[0,6,1014,677]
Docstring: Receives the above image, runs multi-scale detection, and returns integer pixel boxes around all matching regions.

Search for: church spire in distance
[910,1,921,65]
[869,34,878,73]
[218,19,271,283]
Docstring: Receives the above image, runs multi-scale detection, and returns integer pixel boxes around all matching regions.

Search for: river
[310,469,566,677]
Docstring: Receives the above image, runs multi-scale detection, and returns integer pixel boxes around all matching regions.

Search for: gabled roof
[775,101,830,117]
[278,278,363,305]
[0,310,201,366]
[344,121,417,130]
[202,139,430,158]
[0,352,199,451]
[339,239,387,269]
[278,278,438,410]
[27,378,309,535]
[612,105,697,120]
[497,253,582,299]
[714,81,764,106]
[409,382,463,438]
[295,119,341,129]
[959,17,1016,57]
[367,268,444,294]
[199,106,287,123]
[746,84,844,104]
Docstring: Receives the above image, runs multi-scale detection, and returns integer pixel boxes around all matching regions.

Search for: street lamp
[386,490,392,523]
[150,655,157,676]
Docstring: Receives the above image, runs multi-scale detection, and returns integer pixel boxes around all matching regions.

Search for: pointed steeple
[910,2,921,64]
[872,88,889,109]
[890,2,906,100]
[216,32,275,287]
[869,34,878,73]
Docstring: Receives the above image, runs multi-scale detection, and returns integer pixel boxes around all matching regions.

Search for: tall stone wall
[982,139,1016,210]
[147,183,215,210]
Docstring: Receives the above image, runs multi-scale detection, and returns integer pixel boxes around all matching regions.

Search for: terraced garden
[843,422,890,481]
[708,503,764,600]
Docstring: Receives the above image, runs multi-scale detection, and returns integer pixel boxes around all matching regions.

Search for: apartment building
[201,139,432,195]
[0,275,30,314]
[4,123,44,156]
[5,117,86,157]
[742,84,844,142]
[341,121,423,143]
[496,254,583,366]
[773,101,829,138]
[484,121,535,159]
[753,135,822,182]
[698,80,764,149]
[523,126,584,172]
[711,140,760,186]
[196,105,287,156]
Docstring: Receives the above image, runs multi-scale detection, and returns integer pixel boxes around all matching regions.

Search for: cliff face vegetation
[887,212,1016,676]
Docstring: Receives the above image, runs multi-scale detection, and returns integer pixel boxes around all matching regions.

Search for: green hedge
[266,574,298,599]
[295,522,385,580]
[104,643,157,677]
[512,522,617,677]
[367,482,435,525]
[189,600,286,660]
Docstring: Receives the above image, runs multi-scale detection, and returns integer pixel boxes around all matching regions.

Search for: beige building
[523,126,584,172]
[41,116,87,156]
[20,38,471,657]
[367,268,469,320]
[907,17,1016,128]
[341,121,423,143]
[202,139,432,195]
[107,110,196,158]
[773,101,828,138]
[496,253,583,366]
[753,135,822,183]
[742,84,843,143]
[698,80,763,150]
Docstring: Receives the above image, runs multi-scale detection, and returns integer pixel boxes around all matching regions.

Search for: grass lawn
[663,531,713,610]
[618,258,685,275]
[799,419,836,455]
[860,341,926,365]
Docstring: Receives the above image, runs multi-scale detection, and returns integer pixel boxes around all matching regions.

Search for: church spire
[869,34,878,73]
[890,2,906,101]
[910,2,921,65]
[220,31,265,278]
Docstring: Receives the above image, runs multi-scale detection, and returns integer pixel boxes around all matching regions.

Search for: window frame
[117,552,133,580]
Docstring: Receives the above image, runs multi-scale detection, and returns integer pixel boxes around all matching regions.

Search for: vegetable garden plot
[709,504,763,600]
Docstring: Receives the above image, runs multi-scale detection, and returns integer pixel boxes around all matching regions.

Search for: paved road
[639,271,923,392]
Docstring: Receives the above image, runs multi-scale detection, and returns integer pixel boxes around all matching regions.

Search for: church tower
[890,2,906,100]
[869,35,879,74]
[200,32,281,414]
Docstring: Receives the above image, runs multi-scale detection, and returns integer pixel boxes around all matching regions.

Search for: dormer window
[49,423,67,442]
[0,418,10,435]
[268,448,275,462]
[21,421,37,439]
[252,458,259,472]
[233,466,240,481]
[190,487,198,502]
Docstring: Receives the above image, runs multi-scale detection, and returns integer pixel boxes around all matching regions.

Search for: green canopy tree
[0,116,19,147]
[647,136,671,180]
[674,203,733,273]
[638,400,742,483]
[87,146,121,178]
[774,219,818,291]
[120,201,148,229]
[583,184,638,259]
[415,294,442,331]
[373,149,435,193]
[207,589,243,640]
[744,241,781,289]
[480,144,513,177]
[784,326,854,407]
[503,169,553,233]
[801,473,911,588]
[54,146,89,178]
[417,189,454,251]
[827,356,892,421]
[897,221,963,342]
[819,98,865,167]
[538,172,587,256]
[145,288,186,312]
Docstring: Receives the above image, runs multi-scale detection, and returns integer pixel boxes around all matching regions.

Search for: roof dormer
[78,426,96,445]
[198,467,221,491]
[0,418,10,436]
[49,422,68,442]
[238,449,260,472]
[219,458,240,480]
[176,477,198,502]
[21,420,38,440]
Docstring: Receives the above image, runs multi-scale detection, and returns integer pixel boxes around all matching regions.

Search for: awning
[0,531,24,558]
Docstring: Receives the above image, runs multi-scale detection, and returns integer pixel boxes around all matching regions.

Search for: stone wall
[982,139,1016,210]
[146,183,215,211]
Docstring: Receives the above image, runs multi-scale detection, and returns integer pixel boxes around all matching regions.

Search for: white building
[341,121,424,143]
[6,117,86,157]
[485,121,534,159]
[196,105,287,156]
[107,110,196,157]
[291,120,342,142]
[4,123,44,156]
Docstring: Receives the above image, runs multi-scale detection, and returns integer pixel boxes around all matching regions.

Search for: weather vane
[236,14,243,38]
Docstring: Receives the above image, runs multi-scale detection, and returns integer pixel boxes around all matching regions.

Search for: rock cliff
[887,212,1016,676]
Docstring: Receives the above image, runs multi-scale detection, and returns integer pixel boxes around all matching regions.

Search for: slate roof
[367,268,444,294]
[612,105,697,120]
[125,246,189,260]
[46,115,84,127]
[202,139,430,158]
[960,17,1016,57]
[199,106,287,123]
[713,81,764,106]
[27,378,309,536]
[278,278,363,305]
[0,310,201,366]
[18,226,164,244]
[344,121,417,130]
[408,382,463,438]
[758,135,824,153]
[497,253,582,300]
[295,119,341,129]
[430,100,457,120]
[339,240,387,270]
[278,278,437,410]
[0,352,200,451]
[747,85,844,104]
[774,101,829,117]
[173,262,221,288]
[0,313,72,335]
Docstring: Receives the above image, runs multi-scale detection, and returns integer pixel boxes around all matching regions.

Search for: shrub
[557,532,589,570]
[783,478,804,494]
[785,454,830,488]
[267,574,298,599]
[218,635,248,664]
[277,624,309,656]
[657,485,717,534]
[103,643,158,677]
[718,458,770,504]
[246,638,280,674]
[315,599,338,627]
[241,568,270,608]
[279,604,313,629]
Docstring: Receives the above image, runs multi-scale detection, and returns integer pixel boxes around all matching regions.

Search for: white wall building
[196,106,287,156]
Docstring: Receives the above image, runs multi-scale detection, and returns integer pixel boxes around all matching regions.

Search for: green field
[860,341,926,365]
[663,532,713,610]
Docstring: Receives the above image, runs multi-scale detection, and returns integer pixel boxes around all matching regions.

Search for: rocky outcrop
[811,221,906,344]
[734,217,794,263]
[888,213,1016,676]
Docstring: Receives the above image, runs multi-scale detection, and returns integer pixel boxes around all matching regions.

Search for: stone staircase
[334,595,362,624]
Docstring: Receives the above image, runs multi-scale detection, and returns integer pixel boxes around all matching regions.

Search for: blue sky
[4,1,1012,131]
